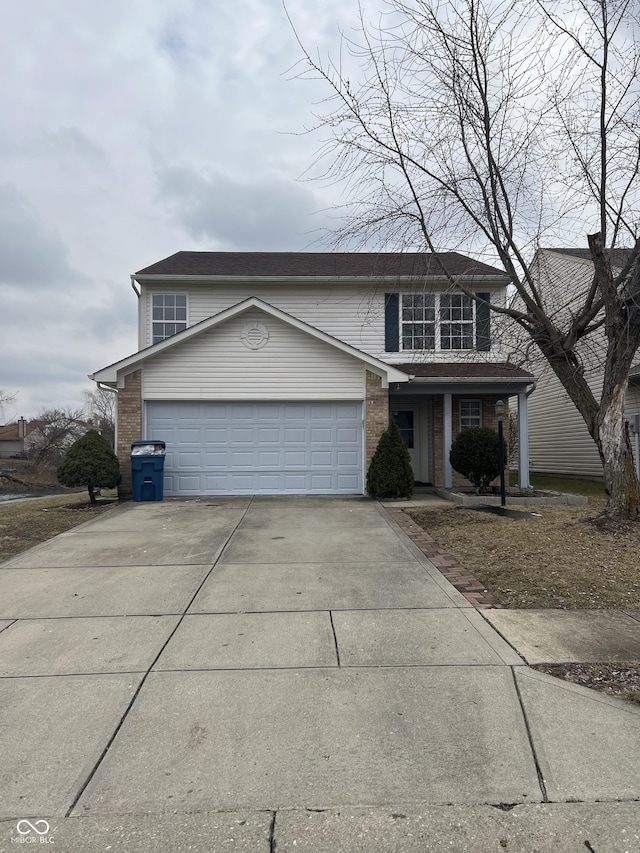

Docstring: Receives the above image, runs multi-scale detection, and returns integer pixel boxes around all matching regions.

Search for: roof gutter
[407,375,535,385]
[131,275,140,298]
[131,274,510,286]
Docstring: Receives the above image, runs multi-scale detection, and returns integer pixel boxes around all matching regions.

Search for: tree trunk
[536,332,640,520]
[597,389,639,518]
[88,485,96,504]
[589,232,640,519]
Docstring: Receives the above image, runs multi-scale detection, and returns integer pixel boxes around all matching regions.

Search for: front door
[391,408,419,480]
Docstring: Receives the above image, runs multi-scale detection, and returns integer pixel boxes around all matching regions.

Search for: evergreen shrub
[449,426,502,494]
[366,418,414,499]
[57,430,121,503]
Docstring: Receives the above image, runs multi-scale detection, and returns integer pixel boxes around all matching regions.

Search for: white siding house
[93,252,535,497]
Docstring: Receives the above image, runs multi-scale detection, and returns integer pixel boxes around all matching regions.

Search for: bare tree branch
[292,0,640,517]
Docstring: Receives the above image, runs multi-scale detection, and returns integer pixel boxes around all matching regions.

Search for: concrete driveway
[0,496,639,852]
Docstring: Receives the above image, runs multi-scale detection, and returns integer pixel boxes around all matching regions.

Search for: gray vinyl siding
[526,249,612,479]
[140,281,510,363]
[527,357,604,478]
[626,382,640,474]
[142,308,365,401]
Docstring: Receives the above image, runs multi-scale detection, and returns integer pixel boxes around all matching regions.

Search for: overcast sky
[0,0,383,420]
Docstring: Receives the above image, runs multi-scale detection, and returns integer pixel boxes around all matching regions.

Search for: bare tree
[293,0,640,518]
[85,387,116,451]
[26,408,88,467]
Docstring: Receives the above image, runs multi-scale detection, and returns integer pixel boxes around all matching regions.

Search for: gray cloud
[157,166,329,250]
[0,0,375,417]
[0,185,84,287]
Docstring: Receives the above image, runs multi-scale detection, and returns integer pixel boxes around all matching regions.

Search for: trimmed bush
[366,418,414,499]
[449,427,503,494]
[57,430,121,503]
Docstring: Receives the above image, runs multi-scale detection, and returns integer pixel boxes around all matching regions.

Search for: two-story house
[91,252,534,497]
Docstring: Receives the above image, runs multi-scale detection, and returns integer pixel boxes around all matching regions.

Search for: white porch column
[518,392,530,488]
[443,392,453,488]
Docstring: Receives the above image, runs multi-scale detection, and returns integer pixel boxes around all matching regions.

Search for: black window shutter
[385,293,400,352]
[476,292,491,351]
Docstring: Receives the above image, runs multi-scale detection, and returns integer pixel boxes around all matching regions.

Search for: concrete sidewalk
[0,496,639,852]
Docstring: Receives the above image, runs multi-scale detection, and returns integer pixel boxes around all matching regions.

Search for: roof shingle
[135,251,508,279]
[398,362,534,380]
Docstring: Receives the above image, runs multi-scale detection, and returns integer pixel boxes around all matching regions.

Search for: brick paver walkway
[385,507,500,609]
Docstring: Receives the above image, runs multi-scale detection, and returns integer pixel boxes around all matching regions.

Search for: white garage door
[146,402,363,495]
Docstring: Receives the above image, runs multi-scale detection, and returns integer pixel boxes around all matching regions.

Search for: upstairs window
[440,294,474,350]
[401,294,435,350]
[152,294,187,344]
[400,293,476,351]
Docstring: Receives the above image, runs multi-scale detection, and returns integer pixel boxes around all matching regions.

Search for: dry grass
[407,499,640,702]
[0,494,116,564]
[407,501,640,609]
[533,662,640,704]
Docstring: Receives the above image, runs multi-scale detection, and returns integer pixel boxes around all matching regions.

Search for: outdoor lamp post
[495,400,506,507]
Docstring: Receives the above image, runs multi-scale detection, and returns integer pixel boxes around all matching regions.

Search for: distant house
[92,251,535,498]
[0,418,33,457]
[526,248,640,479]
[23,417,96,462]
[0,417,96,461]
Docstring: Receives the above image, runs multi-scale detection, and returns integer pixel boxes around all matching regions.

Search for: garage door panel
[338,473,360,490]
[205,427,227,443]
[310,404,332,418]
[176,474,202,492]
[256,404,281,419]
[177,451,201,467]
[337,428,359,442]
[230,450,254,466]
[233,429,254,444]
[146,402,362,496]
[310,474,333,489]
[257,451,281,466]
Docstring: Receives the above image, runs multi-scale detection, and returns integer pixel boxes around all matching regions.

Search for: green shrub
[366,418,414,499]
[449,427,502,494]
[57,430,121,503]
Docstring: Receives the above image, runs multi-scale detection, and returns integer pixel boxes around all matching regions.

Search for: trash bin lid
[131,440,166,456]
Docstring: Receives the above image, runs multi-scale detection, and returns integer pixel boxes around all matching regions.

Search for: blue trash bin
[131,441,166,501]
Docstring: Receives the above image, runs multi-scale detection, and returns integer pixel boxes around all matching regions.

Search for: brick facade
[116,370,142,498]
[365,371,389,470]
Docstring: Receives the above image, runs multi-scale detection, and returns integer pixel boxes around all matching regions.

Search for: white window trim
[400,293,475,352]
[459,399,482,431]
[151,292,189,344]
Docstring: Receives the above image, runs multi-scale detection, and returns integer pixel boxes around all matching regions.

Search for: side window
[459,399,482,430]
[152,294,187,344]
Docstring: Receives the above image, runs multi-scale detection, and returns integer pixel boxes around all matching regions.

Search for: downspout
[131,275,142,350]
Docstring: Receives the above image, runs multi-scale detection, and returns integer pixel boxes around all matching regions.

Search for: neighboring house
[0,417,97,461]
[23,417,96,462]
[525,248,640,479]
[0,418,31,457]
[91,252,534,497]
